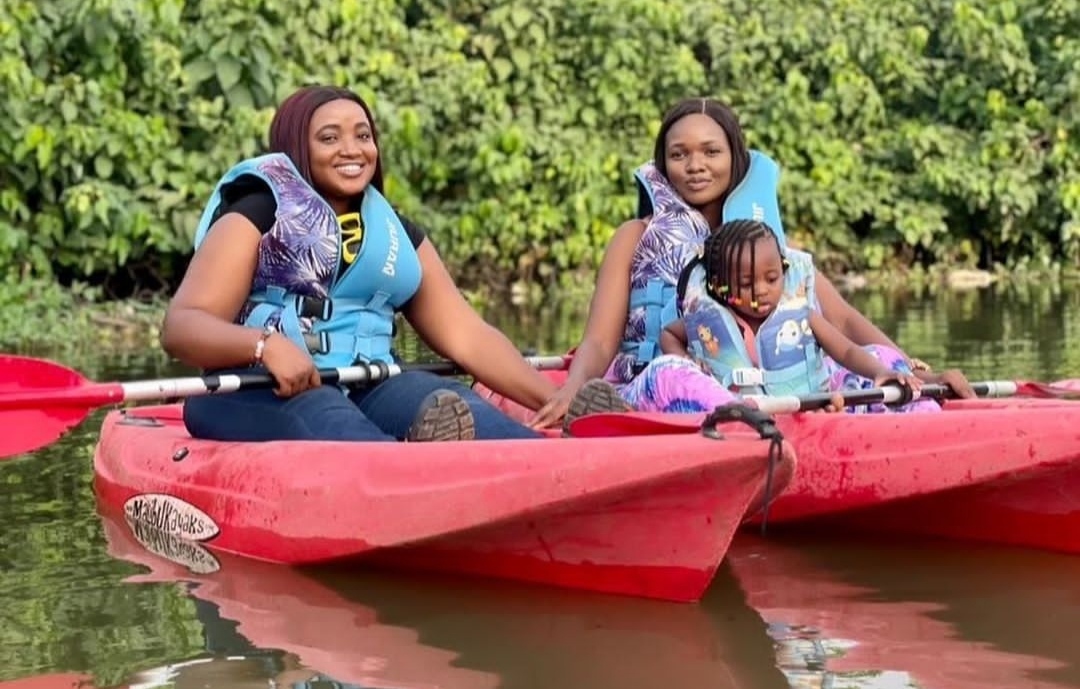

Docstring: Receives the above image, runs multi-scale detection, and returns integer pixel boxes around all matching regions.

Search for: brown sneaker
[562,379,633,436]
[406,390,476,442]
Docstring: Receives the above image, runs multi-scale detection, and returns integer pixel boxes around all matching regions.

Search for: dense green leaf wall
[2,0,1078,295]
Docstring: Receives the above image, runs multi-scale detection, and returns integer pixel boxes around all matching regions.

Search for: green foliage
[1,0,1079,295]
[0,274,165,352]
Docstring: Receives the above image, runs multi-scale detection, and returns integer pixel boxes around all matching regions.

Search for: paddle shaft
[744,380,1021,414]
[0,356,570,411]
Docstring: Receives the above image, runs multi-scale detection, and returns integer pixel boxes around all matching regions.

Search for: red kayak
[92,404,795,602]
[477,372,1080,554]
[567,401,1080,554]
[98,508,775,689]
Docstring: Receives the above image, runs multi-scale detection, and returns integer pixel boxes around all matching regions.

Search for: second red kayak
[478,372,1080,555]
[576,400,1080,554]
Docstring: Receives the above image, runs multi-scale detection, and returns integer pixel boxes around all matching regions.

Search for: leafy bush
[2,0,1078,296]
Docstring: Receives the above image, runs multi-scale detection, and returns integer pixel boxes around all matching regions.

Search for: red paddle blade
[1018,380,1080,399]
[0,356,92,458]
[0,355,88,390]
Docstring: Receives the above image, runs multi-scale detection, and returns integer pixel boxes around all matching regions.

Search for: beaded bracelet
[253,324,276,364]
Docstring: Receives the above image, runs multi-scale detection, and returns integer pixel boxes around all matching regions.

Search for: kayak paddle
[0,354,571,459]
[567,379,1080,438]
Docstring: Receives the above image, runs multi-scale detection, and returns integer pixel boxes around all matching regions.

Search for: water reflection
[0,406,206,686]
[96,508,786,689]
[846,282,1080,380]
[727,534,1080,689]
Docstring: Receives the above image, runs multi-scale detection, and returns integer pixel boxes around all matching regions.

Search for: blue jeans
[183,370,542,442]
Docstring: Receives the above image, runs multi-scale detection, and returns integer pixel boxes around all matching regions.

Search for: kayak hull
[480,372,1080,554]
[567,402,1080,553]
[798,440,1080,554]
[758,401,1080,511]
[751,401,1080,554]
[92,404,795,602]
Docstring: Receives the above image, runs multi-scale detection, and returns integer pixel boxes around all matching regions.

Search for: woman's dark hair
[702,219,784,302]
[268,85,384,193]
[648,97,751,209]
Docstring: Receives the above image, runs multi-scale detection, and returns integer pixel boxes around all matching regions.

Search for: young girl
[661,219,927,409]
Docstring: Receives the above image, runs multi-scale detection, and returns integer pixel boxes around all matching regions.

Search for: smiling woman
[159,85,559,443]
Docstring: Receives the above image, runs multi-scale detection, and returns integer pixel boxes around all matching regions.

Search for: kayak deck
[93,404,795,601]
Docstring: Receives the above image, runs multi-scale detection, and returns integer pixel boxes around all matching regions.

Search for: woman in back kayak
[161,85,554,443]
[541,97,974,427]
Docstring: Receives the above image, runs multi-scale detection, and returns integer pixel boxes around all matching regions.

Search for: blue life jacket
[193,153,422,369]
[677,248,829,395]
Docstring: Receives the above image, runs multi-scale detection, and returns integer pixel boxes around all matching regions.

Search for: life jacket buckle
[295,296,333,321]
[302,332,330,354]
[731,367,765,388]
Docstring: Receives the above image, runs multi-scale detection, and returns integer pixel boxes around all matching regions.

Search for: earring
[730,297,742,306]
[750,300,759,310]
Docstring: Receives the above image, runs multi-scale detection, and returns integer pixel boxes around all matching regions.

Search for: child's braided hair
[702,219,787,305]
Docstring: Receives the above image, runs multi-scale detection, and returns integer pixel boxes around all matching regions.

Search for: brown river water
[3,284,1080,689]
